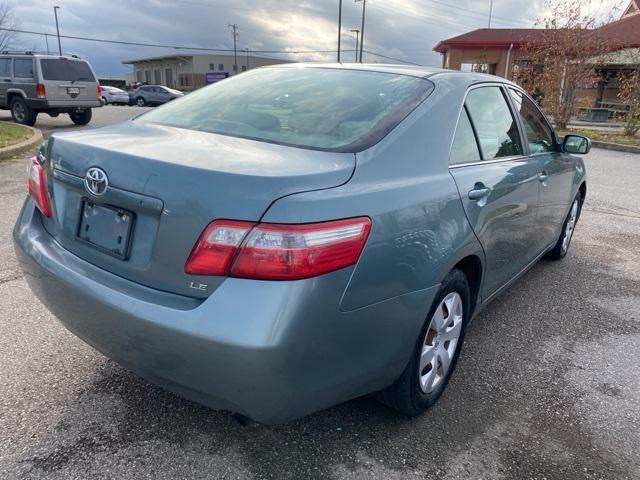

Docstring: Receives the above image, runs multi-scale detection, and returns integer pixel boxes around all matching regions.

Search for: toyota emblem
[85,167,109,196]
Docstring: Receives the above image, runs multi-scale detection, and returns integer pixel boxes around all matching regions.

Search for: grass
[0,122,32,148]
[558,128,640,147]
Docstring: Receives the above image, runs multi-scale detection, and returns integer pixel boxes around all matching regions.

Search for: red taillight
[27,156,51,218]
[97,85,102,98]
[35,83,46,98]
[185,217,371,280]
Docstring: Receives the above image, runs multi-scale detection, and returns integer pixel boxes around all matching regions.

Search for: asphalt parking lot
[0,105,152,136]
[0,112,638,479]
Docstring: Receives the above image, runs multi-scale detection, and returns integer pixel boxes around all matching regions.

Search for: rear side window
[138,67,434,152]
[13,59,34,78]
[465,87,522,159]
[39,59,96,82]
[449,108,481,165]
[0,58,10,77]
[508,88,555,154]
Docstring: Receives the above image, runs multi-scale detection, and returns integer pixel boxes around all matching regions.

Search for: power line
[363,50,422,66]
[0,27,350,55]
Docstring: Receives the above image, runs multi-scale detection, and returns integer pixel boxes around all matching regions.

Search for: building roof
[122,53,284,64]
[434,1,640,53]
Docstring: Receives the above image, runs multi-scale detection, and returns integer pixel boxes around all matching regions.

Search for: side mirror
[563,134,591,155]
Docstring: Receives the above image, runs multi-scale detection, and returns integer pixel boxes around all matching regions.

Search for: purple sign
[206,72,229,84]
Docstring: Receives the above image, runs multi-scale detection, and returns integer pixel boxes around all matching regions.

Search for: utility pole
[53,5,62,55]
[355,0,366,63]
[245,48,249,71]
[350,29,360,63]
[228,23,238,75]
[337,0,343,62]
[44,34,50,55]
[488,0,493,28]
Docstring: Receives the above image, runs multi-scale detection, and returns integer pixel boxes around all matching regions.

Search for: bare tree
[518,0,615,129]
[616,49,640,136]
[0,3,18,52]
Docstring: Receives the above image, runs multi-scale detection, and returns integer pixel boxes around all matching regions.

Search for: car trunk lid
[41,121,355,298]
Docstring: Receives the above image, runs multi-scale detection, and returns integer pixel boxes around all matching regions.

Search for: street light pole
[53,5,62,55]
[337,0,343,62]
[355,0,366,63]
[350,29,360,63]
[228,23,238,75]
[245,47,249,71]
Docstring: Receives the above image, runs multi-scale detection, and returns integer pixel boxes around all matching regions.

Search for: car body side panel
[262,75,485,312]
[449,158,542,299]
[532,151,581,245]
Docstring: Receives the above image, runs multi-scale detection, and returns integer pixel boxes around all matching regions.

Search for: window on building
[449,108,481,165]
[460,63,495,75]
[209,63,215,70]
[154,69,161,85]
[0,58,11,77]
[241,65,247,72]
[219,63,224,71]
[144,70,151,84]
[136,70,143,82]
[13,59,34,78]
[465,87,522,159]
[508,88,555,154]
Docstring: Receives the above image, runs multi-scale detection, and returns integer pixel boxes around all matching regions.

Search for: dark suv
[0,52,101,126]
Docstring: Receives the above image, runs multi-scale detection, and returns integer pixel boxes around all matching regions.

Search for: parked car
[0,52,101,126]
[99,85,129,106]
[14,64,590,424]
[130,85,183,106]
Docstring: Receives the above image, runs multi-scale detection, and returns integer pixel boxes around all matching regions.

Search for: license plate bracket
[77,200,134,259]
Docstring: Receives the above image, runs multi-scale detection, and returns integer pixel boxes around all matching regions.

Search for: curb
[0,125,43,161]
[591,140,640,154]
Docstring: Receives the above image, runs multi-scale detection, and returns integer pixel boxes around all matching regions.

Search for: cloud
[6,0,623,76]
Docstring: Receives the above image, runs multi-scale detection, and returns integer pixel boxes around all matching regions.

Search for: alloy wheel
[561,199,579,253]
[419,292,463,394]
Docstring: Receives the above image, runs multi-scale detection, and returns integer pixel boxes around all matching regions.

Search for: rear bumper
[26,99,101,109]
[13,200,436,423]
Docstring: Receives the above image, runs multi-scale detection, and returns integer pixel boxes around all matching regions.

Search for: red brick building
[433,1,640,107]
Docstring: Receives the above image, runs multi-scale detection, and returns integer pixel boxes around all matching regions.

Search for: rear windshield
[138,67,434,152]
[40,58,96,82]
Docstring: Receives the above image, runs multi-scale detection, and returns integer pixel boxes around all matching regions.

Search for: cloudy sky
[5,0,622,76]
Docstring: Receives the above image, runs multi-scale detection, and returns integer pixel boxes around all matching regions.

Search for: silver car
[131,85,183,107]
[99,85,129,106]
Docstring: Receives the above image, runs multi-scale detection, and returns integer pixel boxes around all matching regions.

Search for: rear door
[37,57,97,103]
[507,87,575,248]
[448,84,541,299]
[0,57,11,107]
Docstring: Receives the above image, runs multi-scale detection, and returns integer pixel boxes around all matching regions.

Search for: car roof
[264,62,520,87]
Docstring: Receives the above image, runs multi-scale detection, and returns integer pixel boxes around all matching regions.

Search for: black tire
[545,191,583,260]
[10,96,37,126]
[100,96,107,106]
[69,108,92,126]
[135,97,146,107]
[375,269,471,416]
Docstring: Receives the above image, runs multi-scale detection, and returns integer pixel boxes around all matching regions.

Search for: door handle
[468,186,491,201]
[538,171,548,182]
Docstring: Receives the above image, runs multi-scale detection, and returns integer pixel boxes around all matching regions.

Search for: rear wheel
[10,97,37,126]
[375,269,470,416]
[545,192,582,260]
[69,108,92,125]
[136,97,146,107]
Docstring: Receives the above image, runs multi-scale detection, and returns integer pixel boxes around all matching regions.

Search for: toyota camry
[14,64,590,424]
